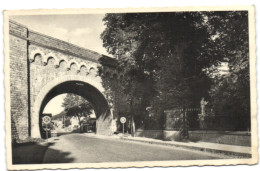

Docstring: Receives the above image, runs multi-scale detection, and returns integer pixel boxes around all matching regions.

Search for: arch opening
[42,93,97,136]
[33,80,112,139]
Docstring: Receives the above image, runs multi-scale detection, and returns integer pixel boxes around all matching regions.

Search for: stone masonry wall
[28,44,102,138]
[9,21,29,142]
[9,20,117,141]
[29,43,100,117]
[28,44,115,137]
[28,30,103,63]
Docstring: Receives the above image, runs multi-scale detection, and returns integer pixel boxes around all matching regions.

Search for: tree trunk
[77,115,82,133]
[131,115,135,137]
[130,99,135,137]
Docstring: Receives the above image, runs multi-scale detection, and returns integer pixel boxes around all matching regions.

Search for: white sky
[43,94,66,115]
[42,94,96,117]
[10,14,110,56]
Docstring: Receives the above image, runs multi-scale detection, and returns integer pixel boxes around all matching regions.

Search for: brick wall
[28,30,103,63]
[9,21,29,142]
[28,44,101,123]
[96,112,113,135]
[9,20,116,141]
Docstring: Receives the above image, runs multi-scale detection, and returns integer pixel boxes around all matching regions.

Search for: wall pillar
[9,21,30,142]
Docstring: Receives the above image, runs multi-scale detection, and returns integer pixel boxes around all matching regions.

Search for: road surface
[43,133,225,163]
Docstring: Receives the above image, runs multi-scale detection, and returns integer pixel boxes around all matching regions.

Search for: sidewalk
[121,136,252,158]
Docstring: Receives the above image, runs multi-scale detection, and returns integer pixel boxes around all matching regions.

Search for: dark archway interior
[39,81,111,137]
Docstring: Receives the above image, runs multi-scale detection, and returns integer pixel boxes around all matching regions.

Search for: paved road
[43,133,225,163]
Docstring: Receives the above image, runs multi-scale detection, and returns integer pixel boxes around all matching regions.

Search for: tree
[100,11,250,133]
[206,11,250,130]
[62,93,93,132]
[101,13,214,134]
[99,56,155,135]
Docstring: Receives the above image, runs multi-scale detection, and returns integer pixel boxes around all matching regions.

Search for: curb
[121,137,252,158]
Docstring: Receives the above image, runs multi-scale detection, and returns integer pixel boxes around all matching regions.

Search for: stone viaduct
[9,20,118,142]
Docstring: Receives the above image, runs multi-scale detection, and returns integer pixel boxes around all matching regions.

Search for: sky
[10,14,111,115]
[10,14,110,56]
[43,94,66,115]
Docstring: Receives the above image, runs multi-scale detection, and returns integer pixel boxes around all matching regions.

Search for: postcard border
[4,5,258,170]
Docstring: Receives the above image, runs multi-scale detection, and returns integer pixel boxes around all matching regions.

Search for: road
[43,133,225,163]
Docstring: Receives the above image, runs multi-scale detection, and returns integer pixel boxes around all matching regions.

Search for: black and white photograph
[4,6,257,170]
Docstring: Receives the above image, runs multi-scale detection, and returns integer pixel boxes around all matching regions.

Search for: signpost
[42,115,51,125]
[120,117,126,136]
[42,115,51,140]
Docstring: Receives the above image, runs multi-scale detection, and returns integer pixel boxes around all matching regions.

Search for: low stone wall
[135,130,251,146]
[163,130,181,141]
[188,130,251,146]
[96,114,113,135]
[135,130,163,139]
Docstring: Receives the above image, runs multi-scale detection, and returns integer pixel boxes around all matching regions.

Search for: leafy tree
[206,11,250,130]
[62,93,93,131]
[101,12,214,134]
[100,11,250,133]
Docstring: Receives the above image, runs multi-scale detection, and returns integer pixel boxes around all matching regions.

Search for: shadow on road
[12,142,74,164]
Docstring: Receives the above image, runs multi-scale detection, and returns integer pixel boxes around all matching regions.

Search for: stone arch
[29,49,46,62]
[58,59,67,69]
[32,53,43,64]
[89,67,97,76]
[69,62,79,72]
[79,65,88,74]
[67,59,80,70]
[45,56,57,67]
[79,62,88,69]
[31,75,112,138]
[43,54,58,64]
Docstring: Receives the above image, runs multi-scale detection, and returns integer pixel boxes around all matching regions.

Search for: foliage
[209,75,250,130]
[207,11,250,130]
[101,12,213,130]
[100,11,250,132]
[62,93,93,131]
